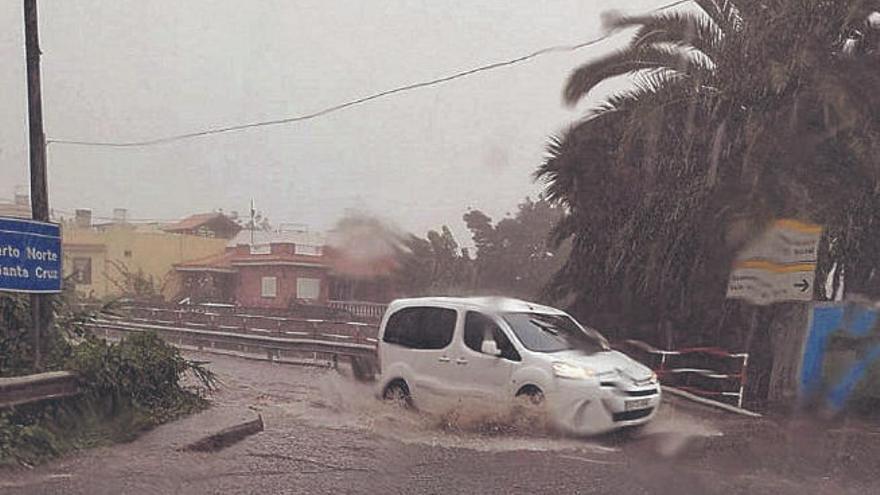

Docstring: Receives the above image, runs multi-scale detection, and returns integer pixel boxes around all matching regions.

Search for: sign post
[726,219,823,305]
[23,0,52,368]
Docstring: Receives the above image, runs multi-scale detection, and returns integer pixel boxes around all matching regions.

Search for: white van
[376,297,660,435]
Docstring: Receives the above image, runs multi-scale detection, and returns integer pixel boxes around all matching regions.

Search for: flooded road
[2,353,877,494]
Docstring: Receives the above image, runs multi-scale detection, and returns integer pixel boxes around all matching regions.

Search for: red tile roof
[164,213,237,233]
[174,251,236,271]
[174,249,330,272]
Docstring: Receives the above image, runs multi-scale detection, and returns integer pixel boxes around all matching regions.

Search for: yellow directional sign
[726,219,823,305]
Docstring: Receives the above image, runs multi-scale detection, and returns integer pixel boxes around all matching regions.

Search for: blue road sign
[0,216,62,293]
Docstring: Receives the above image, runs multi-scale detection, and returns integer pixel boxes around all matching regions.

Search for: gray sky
[0,0,671,242]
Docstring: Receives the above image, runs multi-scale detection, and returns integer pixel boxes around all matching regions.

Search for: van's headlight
[552,361,595,380]
[650,371,659,384]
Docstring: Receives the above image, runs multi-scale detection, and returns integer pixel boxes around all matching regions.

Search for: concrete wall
[799,302,880,412]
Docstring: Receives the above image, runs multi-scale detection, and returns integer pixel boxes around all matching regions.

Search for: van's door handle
[456,358,468,365]
[438,356,451,363]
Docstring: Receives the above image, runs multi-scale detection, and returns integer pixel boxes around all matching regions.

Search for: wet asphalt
[1,352,878,495]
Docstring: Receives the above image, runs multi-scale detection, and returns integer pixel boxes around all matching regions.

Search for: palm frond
[692,0,743,32]
[595,70,689,114]
[563,45,697,106]
[612,11,725,61]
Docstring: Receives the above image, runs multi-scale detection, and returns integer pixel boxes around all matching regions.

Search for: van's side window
[383,306,456,350]
[463,311,521,361]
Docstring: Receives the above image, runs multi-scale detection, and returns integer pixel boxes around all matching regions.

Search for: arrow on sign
[794,279,810,292]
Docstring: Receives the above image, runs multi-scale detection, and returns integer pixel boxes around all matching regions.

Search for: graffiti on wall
[800,302,880,411]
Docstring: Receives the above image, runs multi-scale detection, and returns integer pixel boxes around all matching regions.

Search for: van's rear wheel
[383,380,412,408]
[350,356,378,382]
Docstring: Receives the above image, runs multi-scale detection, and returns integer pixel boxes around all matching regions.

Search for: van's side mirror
[481,340,501,356]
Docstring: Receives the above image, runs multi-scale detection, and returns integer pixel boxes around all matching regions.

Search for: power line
[47,0,691,149]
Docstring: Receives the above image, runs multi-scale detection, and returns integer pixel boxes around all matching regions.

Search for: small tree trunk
[767,303,811,406]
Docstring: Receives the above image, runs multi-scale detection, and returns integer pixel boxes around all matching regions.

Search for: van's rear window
[383,306,457,350]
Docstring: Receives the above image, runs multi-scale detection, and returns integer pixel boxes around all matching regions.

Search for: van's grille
[625,388,658,397]
[613,408,654,422]
[600,381,658,397]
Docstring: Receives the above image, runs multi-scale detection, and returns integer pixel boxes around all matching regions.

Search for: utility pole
[24,0,49,368]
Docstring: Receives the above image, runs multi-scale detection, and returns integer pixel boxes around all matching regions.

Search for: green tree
[396,226,475,296]
[395,235,436,295]
[106,261,166,303]
[425,226,475,293]
[538,0,880,359]
[463,197,566,300]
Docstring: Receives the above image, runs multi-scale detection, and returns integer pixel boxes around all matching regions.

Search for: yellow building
[62,213,236,301]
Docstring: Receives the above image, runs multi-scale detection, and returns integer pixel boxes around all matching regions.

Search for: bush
[0,294,34,376]
[0,332,216,466]
[1,289,217,466]
[69,333,216,418]
[0,287,96,377]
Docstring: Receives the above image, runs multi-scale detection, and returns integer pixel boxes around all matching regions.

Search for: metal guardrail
[2,320,752,412]
[122,306,380,344]
[0,371,79,409]
[91,318,376,356]
[1,313,379,409]
[87,316,379,380]
[619,339,750,408]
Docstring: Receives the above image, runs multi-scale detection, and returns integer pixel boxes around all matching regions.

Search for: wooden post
[767,303,811,405]
[24,0,50,369]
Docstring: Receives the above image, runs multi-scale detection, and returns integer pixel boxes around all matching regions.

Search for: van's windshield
[501,312,610,354]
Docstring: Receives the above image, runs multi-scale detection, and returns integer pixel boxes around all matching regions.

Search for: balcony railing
[327,300,388,321]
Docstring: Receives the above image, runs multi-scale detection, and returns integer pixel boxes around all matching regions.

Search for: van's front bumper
[545,380,661,435]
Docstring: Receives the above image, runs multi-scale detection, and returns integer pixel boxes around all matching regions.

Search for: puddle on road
[195,353,723,458]
[256,368,721,457]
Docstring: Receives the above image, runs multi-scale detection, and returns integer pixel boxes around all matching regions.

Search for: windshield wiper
[529,318,561,335]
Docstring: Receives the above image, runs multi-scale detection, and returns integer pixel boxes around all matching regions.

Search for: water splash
[277,371,619,455]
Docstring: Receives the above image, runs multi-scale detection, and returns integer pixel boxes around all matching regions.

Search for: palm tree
[537,0,880,355]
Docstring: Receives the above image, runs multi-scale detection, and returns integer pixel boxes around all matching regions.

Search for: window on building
[72,257,92,285]
[382,307,456,350]
[195,226,216,238]
[123,250,132,258]
[296,277,321,300]
[294,244,322,256]
[261,276,277,298]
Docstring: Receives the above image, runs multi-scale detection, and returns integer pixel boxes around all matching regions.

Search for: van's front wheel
[515,385,545,406]
[382,380,413,409]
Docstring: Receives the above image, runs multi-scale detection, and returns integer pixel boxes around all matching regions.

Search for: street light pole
[24,0,50,368]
